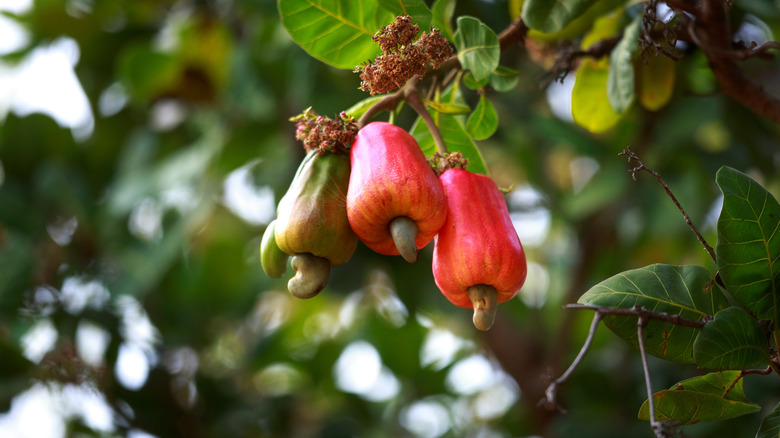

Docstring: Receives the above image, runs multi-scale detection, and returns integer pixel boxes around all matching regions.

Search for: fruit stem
[288,253,330,299]
[404,77,449,155]
[468,284,498,331]
[389,216,419,263]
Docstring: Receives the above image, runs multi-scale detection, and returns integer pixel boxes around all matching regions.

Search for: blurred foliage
[1,0,780,437]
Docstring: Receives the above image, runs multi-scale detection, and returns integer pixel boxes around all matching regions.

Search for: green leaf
[431,0,456,40]
[454,16,500,82]
[638,371,761,424]
[466,95,498,140]
[571,58,623,133]
[344,95,388,119]
[694,307,769,370]
[578,264,729,364]
[526,0,629,42]
[716,166,780,321]
[488,66,520,92]
[522,0,599,34]
[756,401,780,438]
[607,16,641,113]
[277,0,393,70]
[377,0,431,31]
[463,72,488,90]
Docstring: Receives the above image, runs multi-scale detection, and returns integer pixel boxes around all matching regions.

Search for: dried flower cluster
[291,108,358,155]
[356,16,453,95]
[428,152,469,177]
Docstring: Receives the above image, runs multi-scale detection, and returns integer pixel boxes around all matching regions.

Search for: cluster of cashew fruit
[261,121,527,330]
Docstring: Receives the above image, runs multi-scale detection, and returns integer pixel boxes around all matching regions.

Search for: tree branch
[693,0,780,124]
[357,88,405,129]
[619,147,717,265]
[563,304,709,328]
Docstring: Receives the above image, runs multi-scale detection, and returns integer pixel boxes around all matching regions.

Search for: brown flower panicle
[291,108,358,155]
[356,16,453,95]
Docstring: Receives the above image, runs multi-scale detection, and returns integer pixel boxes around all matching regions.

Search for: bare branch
[539,312,602,412]
[638,316,673,438]
[619,147,717,264]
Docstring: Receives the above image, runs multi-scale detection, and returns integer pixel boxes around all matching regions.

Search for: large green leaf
[694,307,769,370]
[757,401,780,438]
[607,15,640,113]
[578,264,729,363]
[278,0,393,69]
[716,166,780,321]
[522,0,598,34]
[377,0,431,31]
[638,371,761,424]
[454,16,500,82]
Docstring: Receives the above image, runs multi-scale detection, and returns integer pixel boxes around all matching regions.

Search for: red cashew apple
[432,168,527,331]
[347,121,447,262]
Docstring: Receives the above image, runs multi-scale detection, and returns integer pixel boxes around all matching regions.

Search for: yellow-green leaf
[571,58,623,133]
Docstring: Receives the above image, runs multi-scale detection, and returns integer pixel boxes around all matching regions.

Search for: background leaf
[716,166,780,321]
[757,401,780,438]
[466,94,498,140]
[278,0,392,69]
[431,0,456,40]
[607,16,641,113]
[693,307,769,370]
[378,0,432,30]
[521,0,598,34]
[578,264,729,363]
[637,371,761,424]
[454,16,500,81]
[638,52,676,111]
[572,58,624,133]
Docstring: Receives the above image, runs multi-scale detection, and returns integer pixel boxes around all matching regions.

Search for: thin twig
[638,316,667,438]
[619,147,717,264]
[563,303,709,328]
[539,312,602,412]
[404,77,448,154]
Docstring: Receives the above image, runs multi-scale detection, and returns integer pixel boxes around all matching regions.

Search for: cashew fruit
[274,150,357,298]
[347,121,447,262]
[432,168,527,330]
